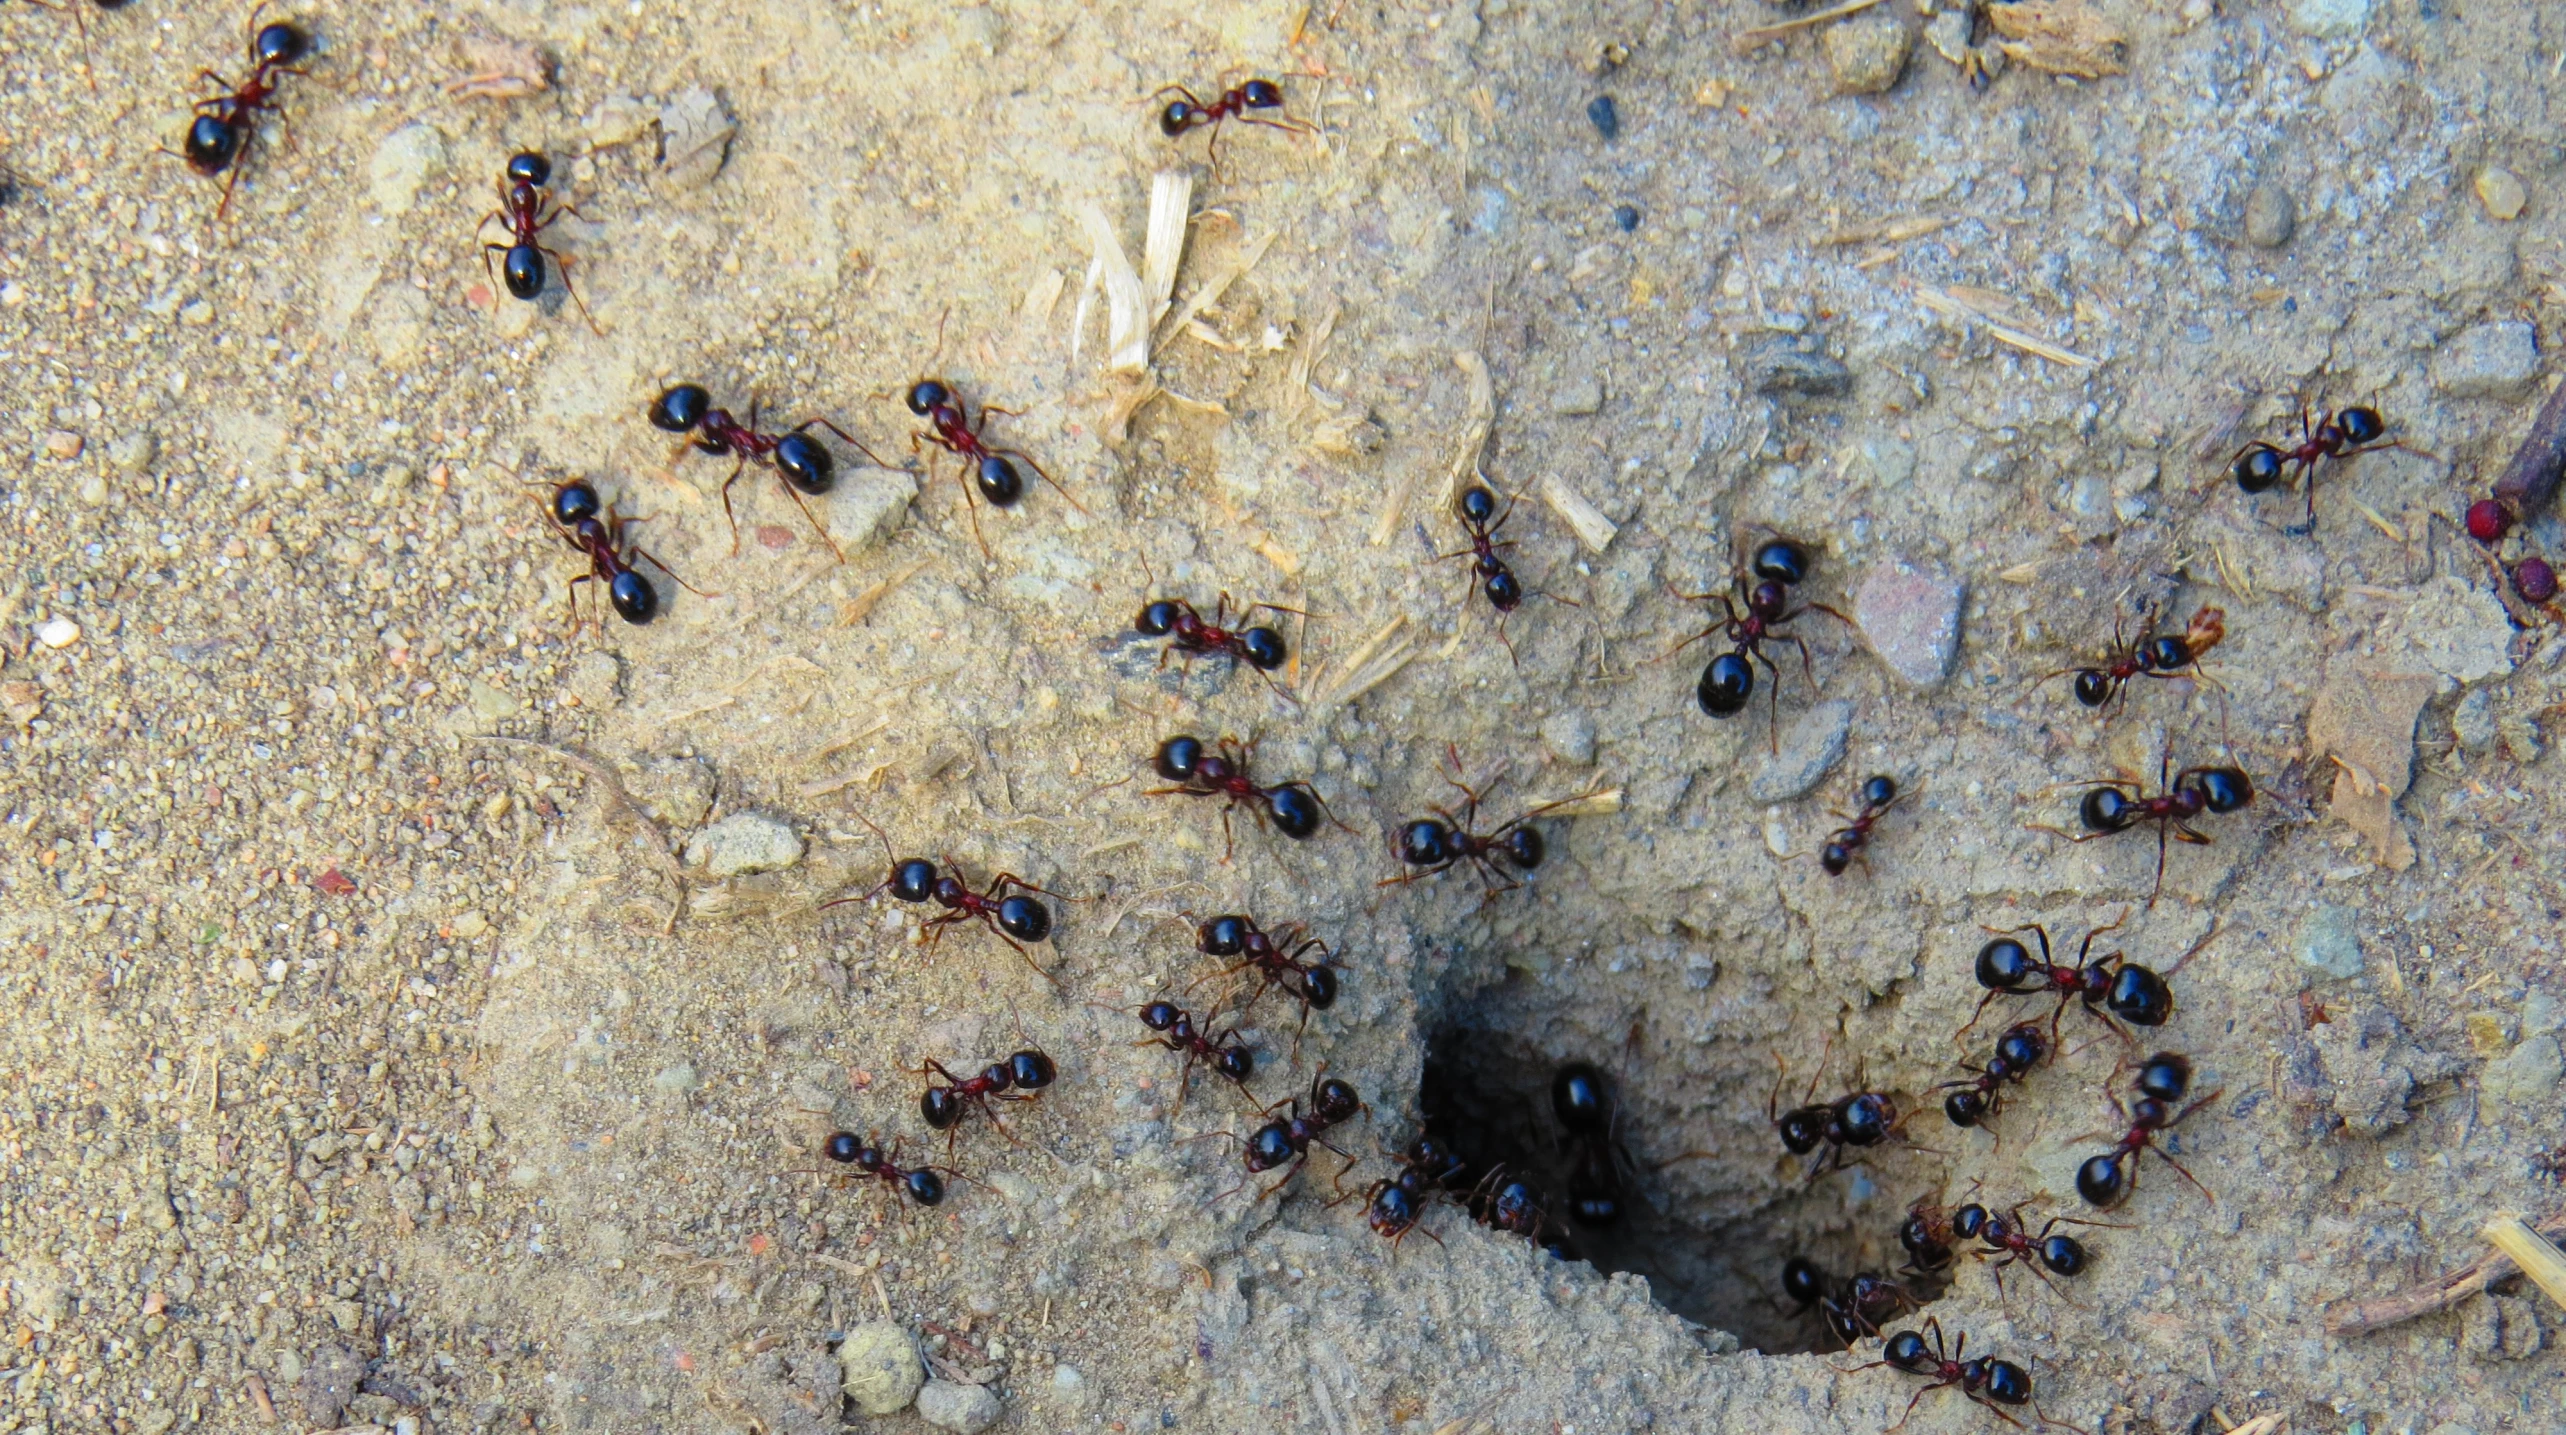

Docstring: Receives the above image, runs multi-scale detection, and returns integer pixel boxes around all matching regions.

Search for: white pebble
[36,618,81,649]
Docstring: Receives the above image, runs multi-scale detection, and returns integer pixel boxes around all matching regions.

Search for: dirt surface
[4,0,2565,1432]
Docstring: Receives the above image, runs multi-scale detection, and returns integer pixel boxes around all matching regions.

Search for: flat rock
[1550,377,1605,416]
[2476,166,2528,222]
[2482,1034,2564,1109]
[2295,900,2363,981]
[659,87,737,190]
[1852,559,1963,688]
[627,756,717,828]
[685,813,804,877]
[1541,709,1598,765]
[2390,575,2514,683]
[1747,335,1853,398]
[840,1321,923,1416]
[829,465,920,553]
[917,1380,1004,1434]
[2431,321,2540,402]
[2288,0,2369,36]
[1747,699,1852,803]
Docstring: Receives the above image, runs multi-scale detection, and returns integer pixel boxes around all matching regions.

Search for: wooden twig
[2323,1212,2566,1336]
[2492,373,2566,522]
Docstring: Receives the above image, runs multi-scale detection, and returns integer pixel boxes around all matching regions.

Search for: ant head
[607,572,658,625]
[1197,915,1250,957]
[1501,824,1545,870]
[1153,734,1203,783]
[1882,1330,1933,1370]
[1296,964,1339,1010]
[1750,538,1811,587]
[1136,599,1184,636]
[1157,99,1198,136]
[2193,767,2253,813]
[1942,1089,1988,1127]
[1267,786,1322,839]
[920,1086,964,1130]
[1139,1000,1181,1032]
[183,113,242,175]
[1859,775,1897,810]
[2071,668,2114,707]
[2231,446,2286,493]
[1456,484,1499,526]
[2037,1235,2088,1277]
[2103,965,2172,1026]
[1239,626,1287,671]
[931,875,969,908]
[2337,405,2385,445]
[649,383,712,434]
[904,1169,946,1206]
[2136,1051,2192,1104]
[1776,1103,1830,1154]
[1993,1023,2048,1070]
[821,1131,862,1164]
[505,151,551,187]
[1312,1077,1362,1123]
[1780,1255,1825,1306]
[1974,936,2040,991]
[906,379,949,415]
[1008,1050,1057,1089]
[1243,1120,1296,1172]
[1697,652,1754,716]
[1898,1215,1952,1269]
[1404,1130,1458,1175]
[2078,786,2138,833]
[889,858,938,903]
[1746,579,1790,621]
[1241,78,1284,109]
[550,481,601,527]
[253,20,307,67]
[1483,569,1524,612]
[1214,1045,1255,1084]
[995,894,1052,944]
[1550,1064,1609,1135]
[1981,1359,2034,1404]
[1398,819,1454,868]
[1368,1179,1422,1237]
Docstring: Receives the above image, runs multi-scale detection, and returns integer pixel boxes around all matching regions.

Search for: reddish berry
[2467,499,2513,544]
[2519,556,2560,605]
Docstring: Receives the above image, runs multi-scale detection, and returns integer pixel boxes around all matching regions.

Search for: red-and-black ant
[1938,1022,2054,1130]
[814,1131,960,1208]
[2230,402,2421,531]
[1383,747,1564,898]
[903,376,1077,558]
[1768,1041,1921,1176]
[1948,1199,2118,1304]
[1898,1191,1963,1274]
[2075,1050,2218,1208]
[1137,592,1297,691]
[172,5,310,219]
[917,1048,1057,1155]
[1435,484,1568,665]
[1782,1257,1921,1348]
[2032,751,2253,904]
[2044,605,2226,710]
[1335,1131,1465,1261]
[819,816,1065,984]
[1839,1317,2071,1433]
[1820,775,1901,876]
[477,151,599,335]
[540,479,710,633]
[1959,913,2202,1050]
[648,383,881,562]
[1148,735,1340,859]
[1215,1068,1366,1205]
[1191,913,1340,1040]
[1118,999,1255,1111]
[1152,76,1318,166]
[1671,535,1848,752]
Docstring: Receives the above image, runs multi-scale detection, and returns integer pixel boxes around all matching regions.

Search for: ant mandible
[1819,775,1901,876]
[540,479,711,633]
[2032,751,2253,904]
[1152,77,1318,166]
[1841,1317,2072,1433]
[1938,1022,2053,1130]
[1148,735,1339,859]
[2231,402,2420,531]
[917,1048,1058,1155]
[818,816,1065,985]
[1898,1191,1962,1274]
[648,383,882,562]
[1382,746,1563,898]
[903,376,1078,559]
[477,152,601,335]
[1960,913,2204,1050]
[1217,1068,1367,1205]
[1670,533,1848,752]
[173,4,310,219]
[816,1131,959,1208]
[2075,1050,2219,1208]
[2045,605,2226,710]
[1191,913,1341,1043]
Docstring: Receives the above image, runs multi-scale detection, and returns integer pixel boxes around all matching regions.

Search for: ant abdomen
[2136,1051,2191,1103]
[922,1086,966,1130]
[2080,787,2138,832]
[977,455,1025,506]
[1154,735,1205,783]
[1698,651,1754,716]
[608,572,658,623]
[774,433,836,494]
[1265,786,1321,839]
[252,21,306,66]
[184,115,242,174]
[1238,627,1287,670]
[1296,965,1339,1009]
[2339,405,2386,444]
[1483,569,1523,612]
[502,244,547,301]
[2105,964,2172,1024]
[1398,819,1453,868]
[1944,1090,1990,1126]
[995,894,1051,943]
[2038,1234,2087,1275]
[2072,669,2115,706]
[1551,1064,1609,1135]
[904,1170,946,1206]
[1008,1050,1057,1089]
[649,384,712,433]
[2232,447,2287,492]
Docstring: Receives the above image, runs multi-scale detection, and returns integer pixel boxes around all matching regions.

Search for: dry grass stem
[1539,472,1618,554]
[1732,0,1888,53]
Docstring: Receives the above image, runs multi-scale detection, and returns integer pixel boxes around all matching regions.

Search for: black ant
[903,377,1077,559]
[1438,485,1539,664]
[1138,593,1291,673]
[1382,746,1562,897]
[1841,1318,2070,1433]
[1949,1200,2117,1303]
[2231,402,2420,531]
[1121,1000,1255,1111]
[1670,535,1848,752]
[477,152,599,335]
[1938,1022,2053,1130]
[2045,605,2226,710]
[1148,735,1338,859]
[1820,775,1901,876]
[1152,77,1317,166]
[173,5,310,219]
[539,479,708,633]
[22,0,130,93]
[1898,1191,1963,1274]
[2032,751,2253,904]
[2076,1050,2218,1208]
[1960,914,2200,1050]
[1335,1131,1463,1261]
[819,816,1064,985]
[816,1131,959,1208]
[1552,1063,1629,1228]
[1468,1167,1576,1260]
[1783,1258,1920,1348]
[648,384,880,562]
[1768,1043,1916,1175]
[917,1049,1057,1155]
[1218,1069,1366,1204]
[1191,913,1340,1041]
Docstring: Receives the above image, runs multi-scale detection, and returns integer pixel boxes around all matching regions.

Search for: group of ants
[113,6,2444,1425]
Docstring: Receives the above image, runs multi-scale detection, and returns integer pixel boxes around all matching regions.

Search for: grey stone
[367,123,446,218]
[627,756,717,828]
[1541,709,1598,765]
[2288,0,2369,37]
[1550,377,1605,416]
[2295,901,2362,980]
[2462,1293,2547,1361]
[652,1062,700,1099]
[2432,321,2541,401]
[685,813,804,877]
[2310,1003,2453,1137]
[107,431,156,475]
[1823,10,1912,95]
[2424,216,2519,300]
[659,87,737,190]
[2452,687,2499,755]
[2244,182,2297,249]
[916,1380,1004,1434]
[300,1344,366,1427]
[839,1321,924,1415]
[565,651,624,710]
[1747,335,1852,398]
[2482,1034,2565,1108]
[1747,699,1852,803]
[584,94,655,148]
[1852,559,1963,688]
[827,464,920,553]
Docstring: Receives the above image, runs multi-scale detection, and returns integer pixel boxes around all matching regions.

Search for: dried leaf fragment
[1985,0,2129,79]
[2306,661,2433,870]
[445,32,554,99]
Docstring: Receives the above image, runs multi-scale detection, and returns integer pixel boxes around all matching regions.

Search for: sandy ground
[3,0,2565,1431]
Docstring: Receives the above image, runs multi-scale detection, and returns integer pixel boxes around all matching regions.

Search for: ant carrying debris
[2231,402,2422,531]
[2044,605,2226,711]
[1960,914,2204,1049]
[2076,1051,2219,1208]
[538,480,709,633]
[1148,735,1340,858]
[1840,1318,2071,1432]
[2032,752,2253,904]
[1469,1166,1573,1259]
[172,5,310,219]
[1670,534,1848,752]
[477,151,600,334]
[1383,746,1566,898]
[819,816,1065,985]
[1336,1131,1465,1260]
[1153,76,1318,165]
[1767,1040,1921,1176]
[1820,775,1902,876]
[648,383,879,561]
[917,1048,1057,1155]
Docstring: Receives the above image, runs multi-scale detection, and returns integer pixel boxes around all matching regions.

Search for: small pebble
[1541,709,1598,766]
[1747,700,1853,804]
[76,473,111,506]
[1586,95,1620,142]
[2244,181,2298,248]
[2516,556,2558,604]
[2481,1035,2564,1108]
[2466,499,2513,543]
[1612,204,1640,232]
[108,431,156,474]
[1823,10,1912,95]
[1746,335,1853,398]
[2295,901,2363,981]
[1550,378,1605,416]
[2430,320,2540,401]
[42,430,83,460]
[840,1322,925,1415]
[35,617,80,649]
[916,1380,1004,1435]
[584,94,654,148]
[684,812,806,877]
[2475,166,2527,221]
[2451,688,2499,756]
[1852,559,1963,688]
[2287,0,2370,37]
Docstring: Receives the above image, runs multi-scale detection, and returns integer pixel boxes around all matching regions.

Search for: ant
[2076,1050,2219,1208]
[2231,402,2419,531]
[818,816,1065,985]
[1670,534,1848,752]
[1898,1192,1963,1274]
[2045,605,2226,710]
[1820,775,1901,876]
[816,1131,959,1208]
[173,5,310,219]
[917,1048,1057,1155]
[1136,593,1297,696]
[1148,735,1338,859]
[1192,913,1340,1044]
[540,479,708,633]
[1768,1042,1917,1175]
[1783,1258,1921,1348]
[648,384,881,562]
[903,377,1077,559]
[1152,77,1318,166]
[1468,1167,1577,1260]
[1383,746,1562,897]
[1948,1200,2117,1303]
[1938,1022,2053,1129]
[477,152,600,335]
[1959,913,2202,1050]
[1552,1063,1629,1228]
[2032,751,2253,904]
[1218,1069,1366,1204]
[1437,485,1547,665]
[1121,1000,1255,1112]
[1842,1318,2070,1433]
[1335,1131,1464,1261]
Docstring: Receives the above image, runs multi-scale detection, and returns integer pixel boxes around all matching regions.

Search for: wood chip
[1538,472,1617,554]
[1161,230,1278,349]
[1527,787,1622,818]
[1822,215,1952,247]
[1141,170,1195,329]
[1987,0,2131,78]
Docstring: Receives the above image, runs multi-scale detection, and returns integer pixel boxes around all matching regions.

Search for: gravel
[839,1322,924,1415]
[2244,180,2298,248]
[916,1379,1005,1433]
[1850,558,1962,688]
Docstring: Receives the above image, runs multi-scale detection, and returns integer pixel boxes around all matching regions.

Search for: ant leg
[1879,1381,1941,1435]
[1953,988,2011,1051]
[775,477,849,564]
[990,445,1086,514]
[717,457,748,556]
[564,573,595,636]
[792,417,893,471]
[626,546,719,600]
[540,245,606,338]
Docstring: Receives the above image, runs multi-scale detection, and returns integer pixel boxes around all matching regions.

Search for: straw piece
[2485,1213,2566,1310]
[1079,203,1149,375]
[1539,472,1618,554]
[1142,170,1195,328]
